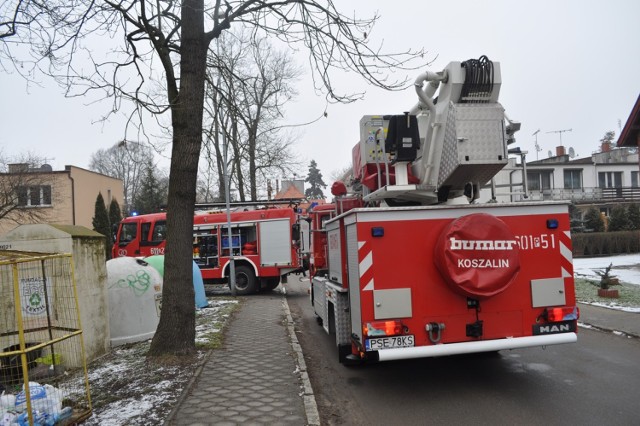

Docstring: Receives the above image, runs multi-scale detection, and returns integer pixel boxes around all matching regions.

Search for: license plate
[365,335,415,351]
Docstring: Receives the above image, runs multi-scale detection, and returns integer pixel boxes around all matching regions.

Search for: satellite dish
[568,147,576,158]
[548,150,553,158]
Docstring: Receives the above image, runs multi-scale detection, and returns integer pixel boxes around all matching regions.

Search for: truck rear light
[544,306,579,322]
[363,320,403,337]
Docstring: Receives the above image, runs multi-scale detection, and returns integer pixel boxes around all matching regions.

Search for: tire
[261,277,280,291]
[232,265,257,295]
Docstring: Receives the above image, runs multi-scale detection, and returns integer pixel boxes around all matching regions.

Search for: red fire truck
[309,56,579,363]
[112,207,305,295]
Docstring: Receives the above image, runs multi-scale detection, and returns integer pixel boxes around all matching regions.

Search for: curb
[162,351,210,426]
[577,302,640,339]
[283,294,321,426]
[578,321,640,339]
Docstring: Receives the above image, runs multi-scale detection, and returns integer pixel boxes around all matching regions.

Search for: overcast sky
[1,0,639,187]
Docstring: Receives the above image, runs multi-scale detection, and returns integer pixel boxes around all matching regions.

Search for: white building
[483,145,639,220]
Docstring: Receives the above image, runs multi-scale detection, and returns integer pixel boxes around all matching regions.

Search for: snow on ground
[79,297,238,425]
[573,254,640,285]
[573,253,640,313]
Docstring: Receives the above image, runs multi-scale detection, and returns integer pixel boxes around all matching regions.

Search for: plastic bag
[14,382,62,416]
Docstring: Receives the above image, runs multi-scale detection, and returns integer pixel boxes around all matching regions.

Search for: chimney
[556,146,566,156]
[601,142,611,152]
[8,163,29,173]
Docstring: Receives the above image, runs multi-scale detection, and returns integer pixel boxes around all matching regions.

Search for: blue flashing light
[546,219,559,229]
[371,227,384,237]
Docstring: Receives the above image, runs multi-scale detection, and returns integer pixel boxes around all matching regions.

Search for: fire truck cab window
[151,221,167,242]
[119,223,137,245]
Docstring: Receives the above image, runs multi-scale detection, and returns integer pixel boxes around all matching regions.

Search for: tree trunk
[149,0,206,356]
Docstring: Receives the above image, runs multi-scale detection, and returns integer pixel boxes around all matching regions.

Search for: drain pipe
[66,167,76,225]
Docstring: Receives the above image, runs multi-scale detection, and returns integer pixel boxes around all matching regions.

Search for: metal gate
[0,250,91,424]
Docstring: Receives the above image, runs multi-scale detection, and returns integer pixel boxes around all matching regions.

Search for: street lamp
[222,131,236,296]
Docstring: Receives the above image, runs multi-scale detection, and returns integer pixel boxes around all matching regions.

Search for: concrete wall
[0,224,110,362]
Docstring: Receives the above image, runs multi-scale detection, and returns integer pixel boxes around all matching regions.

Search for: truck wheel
[232,265,257,295]
[262,277,280,291]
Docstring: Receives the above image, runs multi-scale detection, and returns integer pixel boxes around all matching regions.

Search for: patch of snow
[573,254,640,285]
[77,297,237,425]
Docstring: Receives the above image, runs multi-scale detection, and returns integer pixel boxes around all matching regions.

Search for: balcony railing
[523,186,640,203]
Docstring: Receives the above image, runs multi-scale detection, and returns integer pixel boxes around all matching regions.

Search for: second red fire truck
[113,207,305,295]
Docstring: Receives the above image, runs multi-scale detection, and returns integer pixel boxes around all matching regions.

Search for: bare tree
[236,36,303,200]
[2,0,427,357]
[89,141,156,214]
[204,31,303,201]
[196,153,222,203]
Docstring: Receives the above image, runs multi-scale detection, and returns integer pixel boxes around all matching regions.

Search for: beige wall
[0,166,123,235]
[67,166,124,230]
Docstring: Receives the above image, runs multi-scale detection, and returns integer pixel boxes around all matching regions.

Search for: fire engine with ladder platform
[308,56,579,364]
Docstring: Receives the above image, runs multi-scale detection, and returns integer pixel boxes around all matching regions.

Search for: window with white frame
[17,185,52,207]
[598,171,622,188]
[563,169,582,189]
[527,171,552,191]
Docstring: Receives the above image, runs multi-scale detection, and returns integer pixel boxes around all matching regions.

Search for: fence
[526,186,640,203]
[0,250,91,424]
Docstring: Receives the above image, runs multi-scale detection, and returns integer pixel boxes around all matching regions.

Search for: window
[151,221,167,242]
[598,171,622,188]
[119,223,137,244]
[527,171,552,191]
[599,171,623,198]
[563,169,582,189]
[17,185,52,207]
[632,171,639,188]
[141,222,152,243]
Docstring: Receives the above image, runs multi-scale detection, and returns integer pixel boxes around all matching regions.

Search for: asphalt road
[285,277,640,426]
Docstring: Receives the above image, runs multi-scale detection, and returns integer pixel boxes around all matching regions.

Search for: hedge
[572,230,640,257]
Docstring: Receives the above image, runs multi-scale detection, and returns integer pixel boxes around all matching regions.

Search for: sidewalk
[578,302,640,337]
[165,291,319,425]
